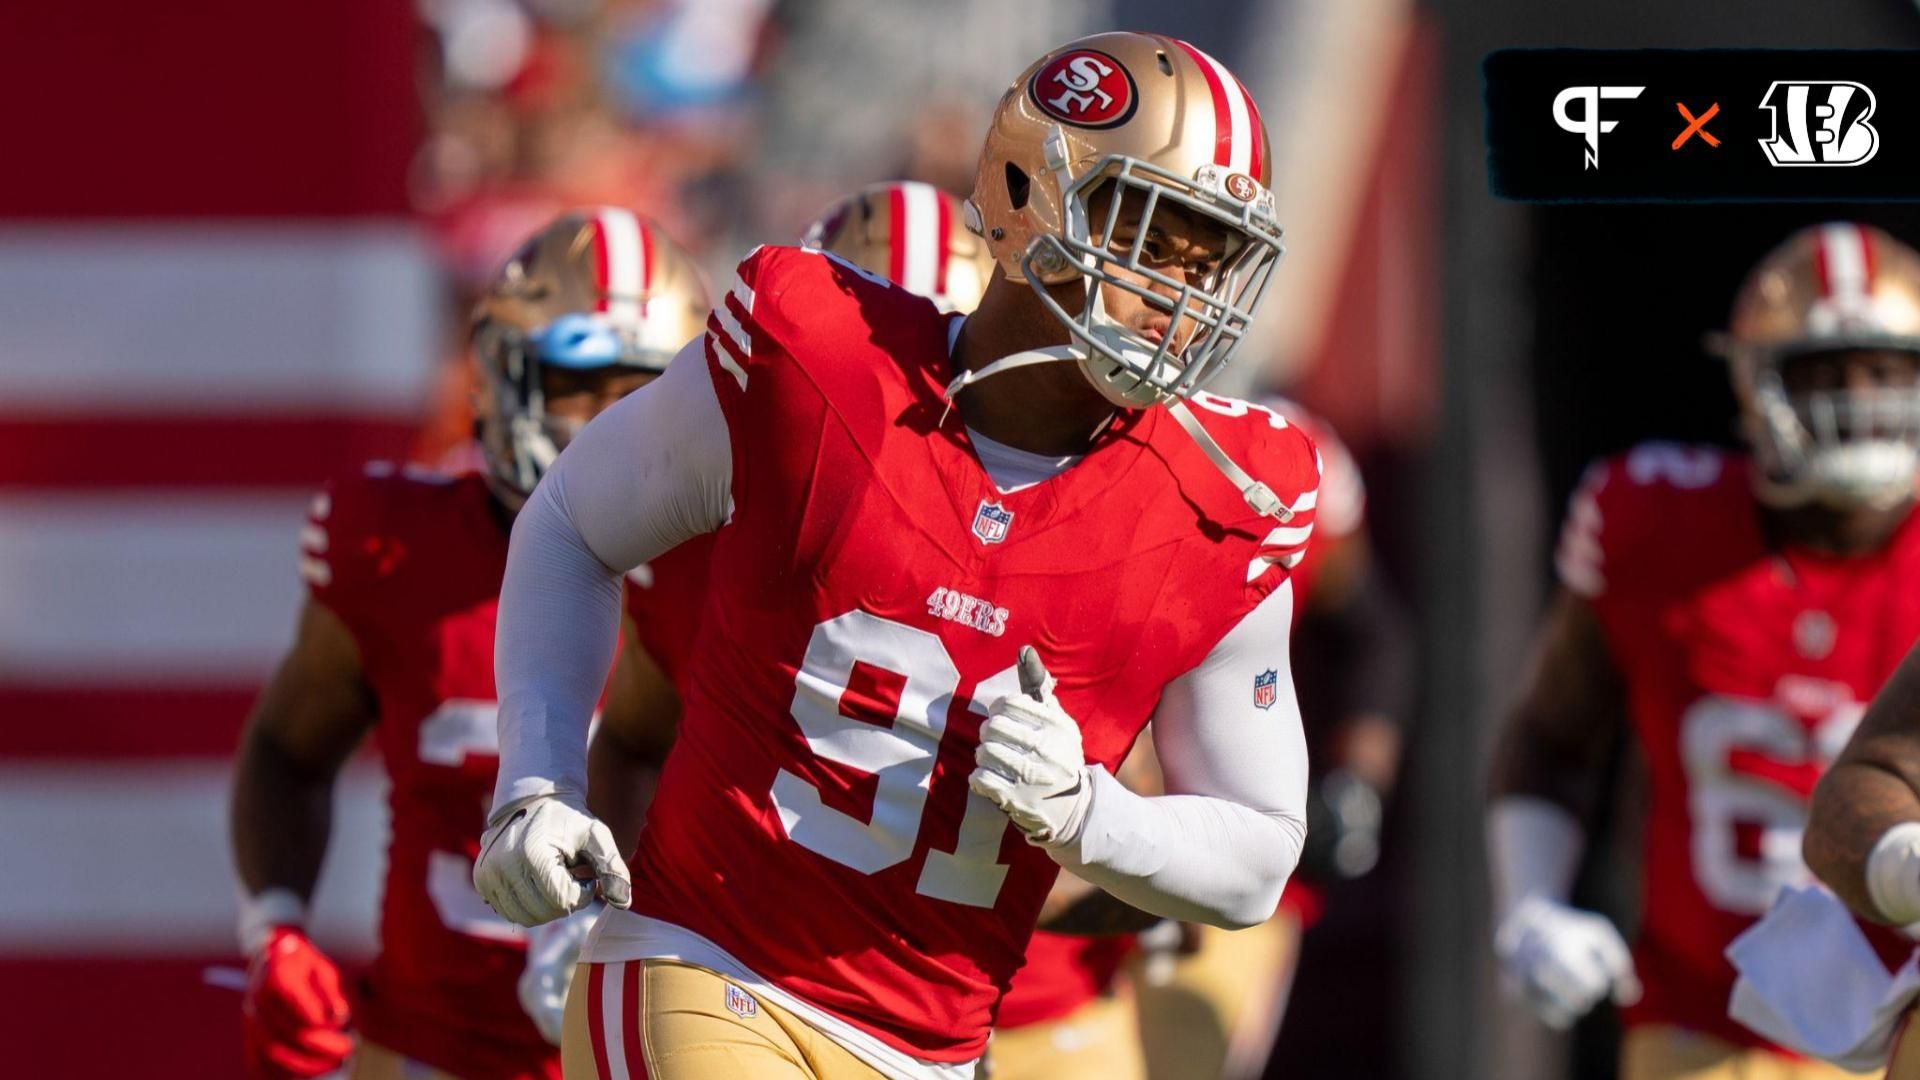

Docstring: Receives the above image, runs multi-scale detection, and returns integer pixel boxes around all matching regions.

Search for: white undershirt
[964,427,1081,493]
[491,335,1308,999]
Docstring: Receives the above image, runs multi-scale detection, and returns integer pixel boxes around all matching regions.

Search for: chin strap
[940,346,1081,426]
[1166,399,1290,521]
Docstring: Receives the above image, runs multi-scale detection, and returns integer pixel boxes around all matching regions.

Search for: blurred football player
[228,208,709,1080]
[1134,398,1410,1080]
[1488,223,1920,1079]
[474,31,1321,1080]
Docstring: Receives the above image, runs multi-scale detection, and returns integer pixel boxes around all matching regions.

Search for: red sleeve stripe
[1173,39,1258,177]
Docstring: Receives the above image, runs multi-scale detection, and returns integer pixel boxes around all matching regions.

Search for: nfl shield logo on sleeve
[1253,669,1279,710]
[972,499,1014,545]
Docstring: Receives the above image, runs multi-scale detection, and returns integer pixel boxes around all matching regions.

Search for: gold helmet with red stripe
[966,31,1285,409]
[1719,222,1920,508]
[802,181,995,314]
[472,207,711,495]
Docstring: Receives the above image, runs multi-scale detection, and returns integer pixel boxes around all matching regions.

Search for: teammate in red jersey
[1488,223,1920,1079]
[228,208,709,1080]
[474,30,1321,1080]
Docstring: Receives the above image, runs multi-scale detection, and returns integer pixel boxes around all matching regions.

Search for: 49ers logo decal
[1030,49,1137,129]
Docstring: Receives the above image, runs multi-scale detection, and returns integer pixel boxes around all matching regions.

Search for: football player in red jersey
[803,180,1153,1080]
[1487,223,1920,1080]
[475,31,1322,1080]
[228,208,710,1080]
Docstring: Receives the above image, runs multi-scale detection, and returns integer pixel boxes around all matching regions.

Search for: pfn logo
[1758,81,1879,167]
[1553,85,1645,170]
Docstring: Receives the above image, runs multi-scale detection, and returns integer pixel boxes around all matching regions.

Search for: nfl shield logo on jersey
[1253,669,1279,710]
[972,499,1014,545]
[725,983,758,1019]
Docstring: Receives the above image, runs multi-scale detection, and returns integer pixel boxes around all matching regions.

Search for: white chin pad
[1076,285,1183,408]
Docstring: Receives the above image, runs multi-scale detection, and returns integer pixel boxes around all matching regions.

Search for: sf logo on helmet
[1030,49,1137,129]
[1758,81,1879,167]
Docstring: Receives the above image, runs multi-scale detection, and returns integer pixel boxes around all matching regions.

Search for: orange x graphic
[1673,102,1721,149]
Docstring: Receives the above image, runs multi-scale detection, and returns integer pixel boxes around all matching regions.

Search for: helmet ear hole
[1005,163,1031,212]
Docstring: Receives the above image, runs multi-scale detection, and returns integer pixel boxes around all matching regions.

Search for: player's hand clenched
[242,926,353,1078]
[1495,895,1642,1029]
[474,794,631,927]
[969,647,1093,846]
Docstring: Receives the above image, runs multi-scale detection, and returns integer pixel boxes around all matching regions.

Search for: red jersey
[599,246,1320,1071]
[995,399,1356,1032]
[1555,443,1920,1049]
[622,533,717,694]
[307,466,714,1073]
[303,465,556,1079]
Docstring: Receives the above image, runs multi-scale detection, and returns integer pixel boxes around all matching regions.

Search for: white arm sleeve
[491,340,732,813]
[1487,796,1586,925]
[1048,581,1310,929]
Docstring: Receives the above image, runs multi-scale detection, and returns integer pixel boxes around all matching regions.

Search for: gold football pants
[1134,914,1300,1080]
[561,959,895,1080]
[989,988,1146,1080]
[1621,1025,1882,1080]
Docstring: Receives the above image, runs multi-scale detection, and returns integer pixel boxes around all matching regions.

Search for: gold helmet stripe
[590,206,649,322]
[1173,39,1262,179]
[1815,222,1873,303]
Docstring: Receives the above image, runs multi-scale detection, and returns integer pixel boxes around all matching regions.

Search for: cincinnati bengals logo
[1030,49,1137,129]
[1224,173,1259,202]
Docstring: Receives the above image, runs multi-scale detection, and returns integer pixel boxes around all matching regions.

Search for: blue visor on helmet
[527,312,638,369]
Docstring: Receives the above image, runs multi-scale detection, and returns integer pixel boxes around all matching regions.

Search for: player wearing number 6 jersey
[1488,223,1920,1080]
[228,209,709,1079]
[476,30,1318,1080]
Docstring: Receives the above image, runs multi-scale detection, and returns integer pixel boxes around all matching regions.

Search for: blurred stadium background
[4,0,1920,1077]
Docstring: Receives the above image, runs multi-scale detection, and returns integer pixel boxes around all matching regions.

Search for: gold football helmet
[802,181,995,314]
[966,31,1285,409]
[472,207,711,495]
[1718,222,1920,508]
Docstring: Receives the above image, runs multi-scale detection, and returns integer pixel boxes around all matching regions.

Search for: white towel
[1727,883,1920,1072]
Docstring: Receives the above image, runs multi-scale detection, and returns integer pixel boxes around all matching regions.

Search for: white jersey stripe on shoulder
[1819,223,1870,302]
[729,272,756,315]
[900,182,942,300]
[298,524,327,554]
[596,208,645,324]
[1190,45,1252,174]
[1262,523,1313,548]
[706,331,748,392]
[713,295,751,359]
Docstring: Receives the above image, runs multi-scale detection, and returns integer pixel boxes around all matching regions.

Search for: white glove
[1495,895,1642,1029]
[519,903,600,1045]
[968,647,1092,846]
[474,794,631,927]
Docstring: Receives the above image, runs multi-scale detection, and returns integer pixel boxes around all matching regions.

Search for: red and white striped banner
[0,4,430,1075]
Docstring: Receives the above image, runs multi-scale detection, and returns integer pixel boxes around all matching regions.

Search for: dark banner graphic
[1485,50,1920,201]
